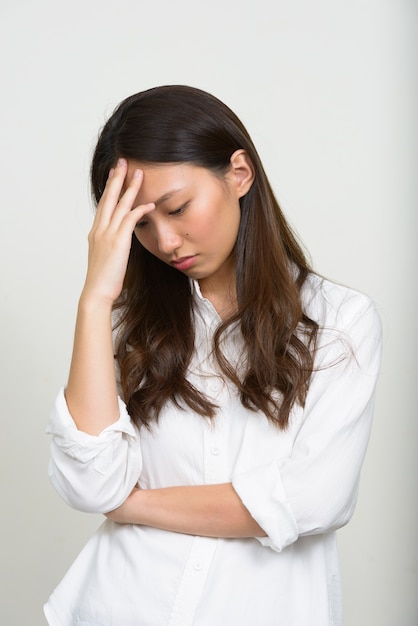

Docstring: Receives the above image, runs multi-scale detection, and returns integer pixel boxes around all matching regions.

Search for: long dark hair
[91,85,318,429]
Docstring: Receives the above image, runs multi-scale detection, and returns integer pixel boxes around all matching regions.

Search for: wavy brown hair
[91,85,318,430]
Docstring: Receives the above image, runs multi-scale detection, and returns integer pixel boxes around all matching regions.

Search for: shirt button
[210,380,222,393]
[193,563,203,571]
[210,447,220,456]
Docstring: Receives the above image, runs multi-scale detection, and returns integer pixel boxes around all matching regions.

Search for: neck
[198,262,237,320]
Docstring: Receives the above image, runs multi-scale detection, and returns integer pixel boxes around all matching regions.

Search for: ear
[228,149,255,198]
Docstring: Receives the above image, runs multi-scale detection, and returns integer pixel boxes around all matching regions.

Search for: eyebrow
[153,188,184,206]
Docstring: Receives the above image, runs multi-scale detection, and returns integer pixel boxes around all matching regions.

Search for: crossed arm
[105,483,266,538]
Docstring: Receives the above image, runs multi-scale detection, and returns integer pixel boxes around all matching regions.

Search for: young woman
[44,85,382,626]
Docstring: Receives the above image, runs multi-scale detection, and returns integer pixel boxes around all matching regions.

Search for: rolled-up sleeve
[233,292,382,552]
[46,389,143,514]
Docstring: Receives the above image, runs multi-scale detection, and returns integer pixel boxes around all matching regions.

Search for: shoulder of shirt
[301,272,380,330]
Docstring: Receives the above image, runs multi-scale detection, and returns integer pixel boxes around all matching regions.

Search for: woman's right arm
[65,158,155,435]
[46,159,155,513]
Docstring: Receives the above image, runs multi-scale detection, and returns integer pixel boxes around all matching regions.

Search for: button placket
[203,410,228,484]
[168,536,217,626]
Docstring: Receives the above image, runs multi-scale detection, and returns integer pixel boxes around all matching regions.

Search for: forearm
[107,483,266,538]
[65,295,119,435]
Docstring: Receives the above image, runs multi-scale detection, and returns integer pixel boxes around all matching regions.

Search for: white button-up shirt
[44,274,382,626]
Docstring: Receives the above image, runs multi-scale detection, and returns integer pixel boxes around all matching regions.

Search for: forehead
[126,161,190,181]
[125,161,221,204]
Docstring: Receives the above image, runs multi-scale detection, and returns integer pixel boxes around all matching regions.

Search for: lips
[171,255,197,271]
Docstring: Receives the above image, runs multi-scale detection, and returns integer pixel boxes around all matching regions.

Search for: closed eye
[135,202,189,230]
[169,202,189,216]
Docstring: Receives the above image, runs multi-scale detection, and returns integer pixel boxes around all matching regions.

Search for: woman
[44,85,382,626]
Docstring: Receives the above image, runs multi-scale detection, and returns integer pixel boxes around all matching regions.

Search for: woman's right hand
[82,158,155,306]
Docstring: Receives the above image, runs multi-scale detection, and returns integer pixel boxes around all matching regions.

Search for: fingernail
[117,158,126,167]
[108,168,115,179]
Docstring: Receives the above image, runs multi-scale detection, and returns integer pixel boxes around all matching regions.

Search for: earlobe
[229,150,255,198]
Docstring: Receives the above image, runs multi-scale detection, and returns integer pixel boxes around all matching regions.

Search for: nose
[154,224,183,256]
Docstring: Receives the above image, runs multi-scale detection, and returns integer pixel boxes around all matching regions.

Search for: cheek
[199,197,239,240]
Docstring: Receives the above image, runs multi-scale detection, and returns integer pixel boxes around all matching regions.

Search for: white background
[0,1,416,624]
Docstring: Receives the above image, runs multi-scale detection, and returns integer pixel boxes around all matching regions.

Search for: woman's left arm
[231,292,383,551]
[105,483,266,537]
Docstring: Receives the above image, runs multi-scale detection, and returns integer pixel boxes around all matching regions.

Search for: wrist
[78,290,115,314]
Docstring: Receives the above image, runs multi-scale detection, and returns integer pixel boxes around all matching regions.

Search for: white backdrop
[0,1,416,624]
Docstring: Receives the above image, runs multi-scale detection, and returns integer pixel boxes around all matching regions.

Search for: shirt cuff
[232,460,299,552]
[46,387,139,470]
